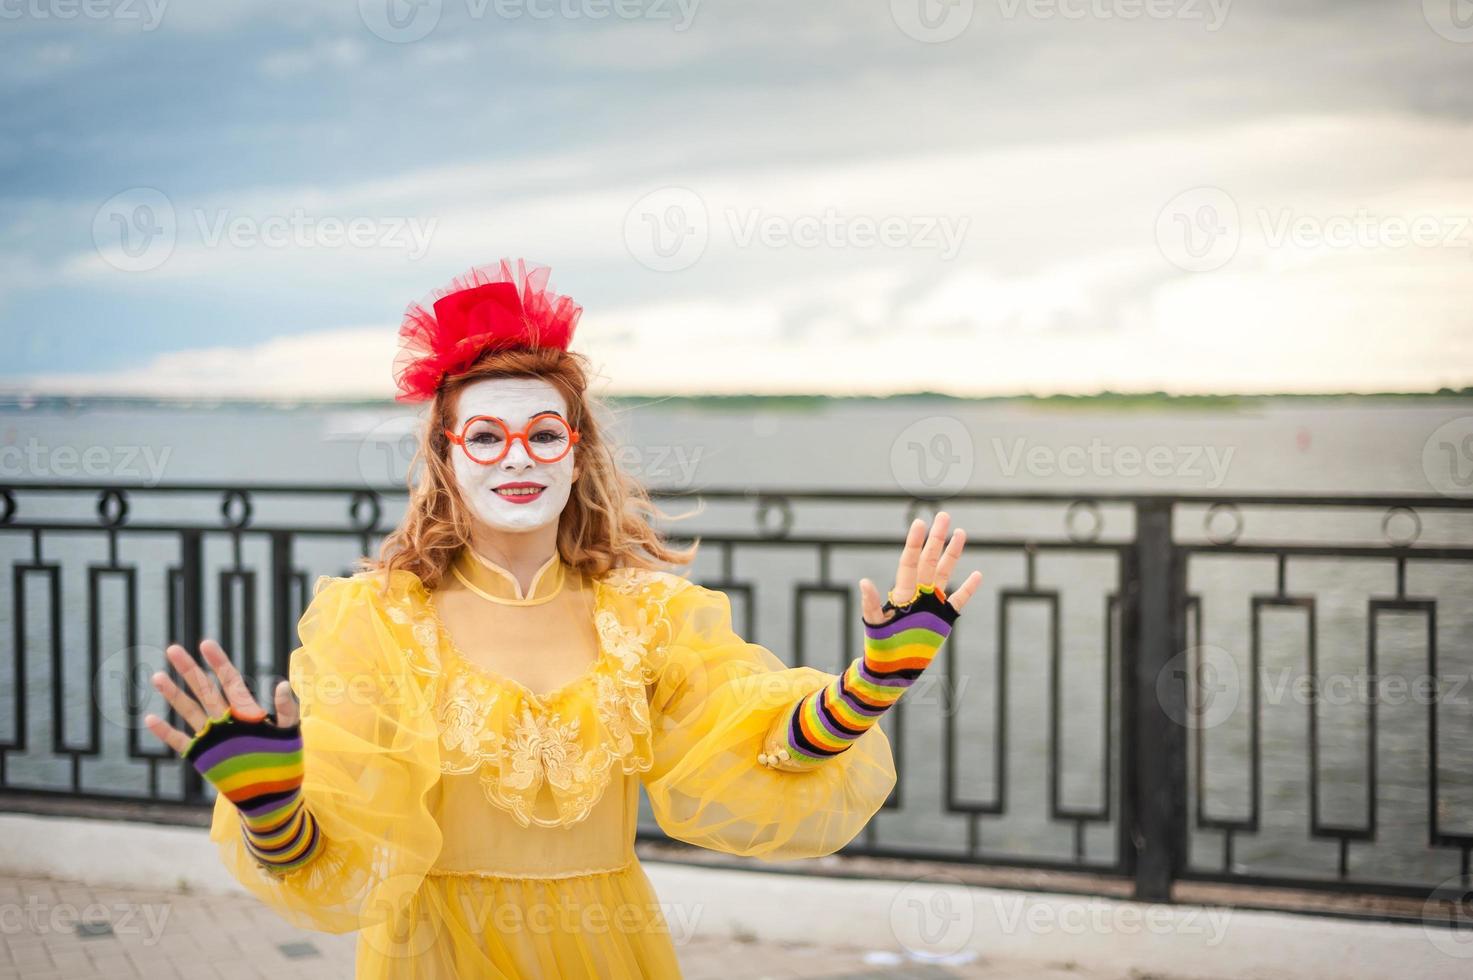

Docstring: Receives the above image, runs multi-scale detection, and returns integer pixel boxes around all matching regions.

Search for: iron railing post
[1122,499,1187,902]
[270,531,293,689]
[179,529,206,803]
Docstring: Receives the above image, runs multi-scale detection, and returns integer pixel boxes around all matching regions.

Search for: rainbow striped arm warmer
[758,584,959,772]
[181,705,323,874]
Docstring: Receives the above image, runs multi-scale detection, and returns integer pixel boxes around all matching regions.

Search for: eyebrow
[467,409,566,424]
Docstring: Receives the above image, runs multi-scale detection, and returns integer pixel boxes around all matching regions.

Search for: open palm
[859,511,982,624]
[143,639,298,754]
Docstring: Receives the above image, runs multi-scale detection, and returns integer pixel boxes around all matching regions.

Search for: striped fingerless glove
[181,705,324,874]
[759,583,959,771]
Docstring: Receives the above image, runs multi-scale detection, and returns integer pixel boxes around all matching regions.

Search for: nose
[499,437,535,471]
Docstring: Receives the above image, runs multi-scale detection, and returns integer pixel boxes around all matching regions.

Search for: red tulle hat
[392,258,583,403]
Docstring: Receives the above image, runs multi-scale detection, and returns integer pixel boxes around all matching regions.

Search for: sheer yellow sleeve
[202,572,443,934]
[640,577,896,860]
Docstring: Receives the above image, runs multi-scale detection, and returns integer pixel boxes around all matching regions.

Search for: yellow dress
[202,546,896,978]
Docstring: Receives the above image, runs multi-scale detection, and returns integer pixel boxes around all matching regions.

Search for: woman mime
[142,259,982,979]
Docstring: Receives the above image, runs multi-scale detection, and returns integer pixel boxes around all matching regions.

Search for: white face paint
[448,377,577,534]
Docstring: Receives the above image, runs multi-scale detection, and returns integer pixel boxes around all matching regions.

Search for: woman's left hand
[860,511,982,623]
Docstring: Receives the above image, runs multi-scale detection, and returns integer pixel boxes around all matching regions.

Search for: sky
[1,0,1471,399]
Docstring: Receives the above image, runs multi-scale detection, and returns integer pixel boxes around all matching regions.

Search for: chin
[473,499,563,532]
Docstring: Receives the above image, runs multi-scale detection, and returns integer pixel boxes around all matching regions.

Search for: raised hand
[859,511,982,624]
[143,639,296,750]
[759,512,983,771]
[143,640,321,874]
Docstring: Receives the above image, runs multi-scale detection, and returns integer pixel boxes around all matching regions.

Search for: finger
[859,578,889,625]
[916,511,952,586]
[892,518,927,600]
[947,570,984,613]
[933,527,966,591]
[274,681,300,728]
[143,713,193,755]
[199,639,265,721]
[165,643,228,717]
[151,670,208,732]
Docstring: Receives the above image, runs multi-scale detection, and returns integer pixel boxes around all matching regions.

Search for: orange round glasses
[444,412,580,465]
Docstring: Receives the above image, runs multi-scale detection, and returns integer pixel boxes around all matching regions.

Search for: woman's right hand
[143,638,298,754]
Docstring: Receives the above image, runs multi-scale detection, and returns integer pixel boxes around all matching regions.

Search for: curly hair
[360,345,699,592]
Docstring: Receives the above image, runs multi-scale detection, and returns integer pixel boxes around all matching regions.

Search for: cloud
[3,2,1472,395]
[6,327,398,400]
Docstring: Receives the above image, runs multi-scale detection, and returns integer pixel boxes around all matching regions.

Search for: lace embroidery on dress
[405,566,687,829]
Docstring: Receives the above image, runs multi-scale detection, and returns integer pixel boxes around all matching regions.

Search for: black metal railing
[1,481,1470,908]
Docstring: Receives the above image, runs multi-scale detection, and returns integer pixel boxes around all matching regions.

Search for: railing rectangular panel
[2,481,1469,906]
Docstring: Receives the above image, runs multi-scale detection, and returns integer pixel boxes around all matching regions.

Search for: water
[1,396,1470,889]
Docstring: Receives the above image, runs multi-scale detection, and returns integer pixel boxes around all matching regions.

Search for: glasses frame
[444,412,581,466]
